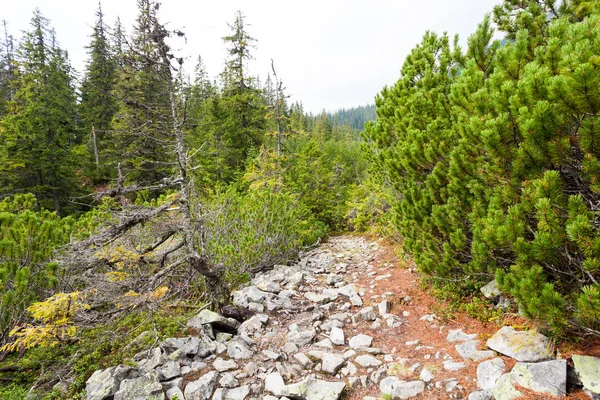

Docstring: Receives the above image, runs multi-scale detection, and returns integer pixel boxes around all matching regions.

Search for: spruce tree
[218,11,267,181]
[0,10,82,214]
[79,1,118,180]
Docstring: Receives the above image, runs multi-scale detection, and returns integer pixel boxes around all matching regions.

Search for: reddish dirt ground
[342,235,600,400]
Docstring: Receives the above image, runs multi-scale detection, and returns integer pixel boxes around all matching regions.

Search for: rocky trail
[85,235,600,400]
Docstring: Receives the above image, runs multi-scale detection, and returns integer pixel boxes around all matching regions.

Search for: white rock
[264,372,285,396]
[321,353,345,375]
[330,327,345,346]
[477,358,506,391]
[355,354,382,367]
[349,334,373,349]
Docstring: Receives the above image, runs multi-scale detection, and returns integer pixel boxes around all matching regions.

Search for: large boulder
[572,355,600,398]
[486,326,554,362]
[86,365,138,400]
[114,371,165,400]
[491,359,567,400]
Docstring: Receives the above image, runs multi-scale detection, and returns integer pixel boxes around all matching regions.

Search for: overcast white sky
[3,0,502,113]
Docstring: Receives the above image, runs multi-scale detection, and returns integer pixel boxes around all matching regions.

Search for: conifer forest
[1,0,600,399]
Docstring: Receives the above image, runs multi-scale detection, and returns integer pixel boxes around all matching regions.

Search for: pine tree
[367,1,600,335]
[79,1,118,180]
[0,10,83,214]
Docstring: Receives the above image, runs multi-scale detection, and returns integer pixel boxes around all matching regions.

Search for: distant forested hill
[328,104,375,130]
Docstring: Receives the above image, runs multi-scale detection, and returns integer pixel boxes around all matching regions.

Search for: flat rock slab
[187,309,240,333]
[349,334,373,349]
[355,354,382,367]
[572,355,600,397]
[447,329,478,343]
[456,340,495,361]
[321,353,345,375]
[486,326,554,362]
[287,329,316,347]
[282,376,346,400]
[392,381,426,399]
[491,359,567,400]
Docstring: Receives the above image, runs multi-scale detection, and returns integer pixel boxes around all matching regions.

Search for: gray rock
[315,338,334,349]
[265,372,286,396]
[355,354,382,367]
[443,360,466,371]
[220,386,250,400]
[321,353,345,375]
[253,276,281,293]
[227,340,253,359]
[162,337,202,356]
[491,360,567,400]
[218,373,238,388]
[293,352,314,369]
[114,371,164,400]
[196,336,218,358]
[166,387,186,400]
[157,361,181,381]
[468,391,493,400]
[378,300,391,316]
[572,355,600,397]
[282,376,345,400]
[477,357,506,391]
[419,367,434,383]
[380,376,401,395]
[330,326,345,346]
[139,347,167,371]
[481,280,501,299]
[359,307,377,321]
[326,274,343,285]
[349,334,372,349]
[86,366,137,400]
[287,329,316,346]
[187,309,240,333]
[392,381,425,399]
[446,329,478,343]
[213,357,238,372]
[456,340,494,361]
[281,342,299,354]
[161,377,183,390]
[184,371,218,400]
[238,315,267,336]
[486,326,554,362]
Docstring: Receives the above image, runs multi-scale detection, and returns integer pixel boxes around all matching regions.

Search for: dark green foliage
[329,104,376,131]
[367,2,600,335]
[79,2,118,182]
[109,0,173,187]
[0,194,73,343]
[0,10,84,214]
